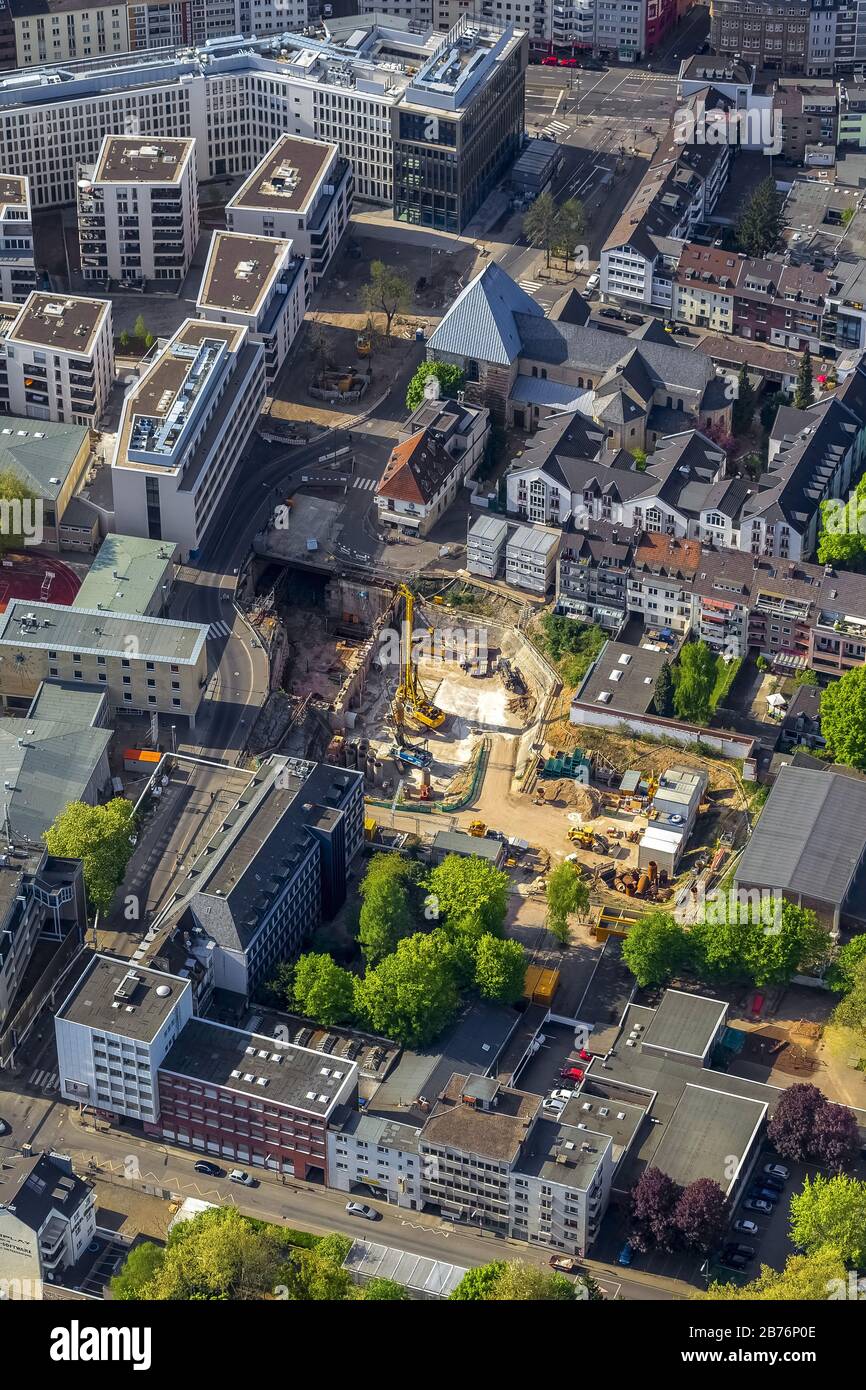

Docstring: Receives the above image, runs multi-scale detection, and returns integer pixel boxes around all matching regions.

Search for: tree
[361,1277,410,1300]
[473,934,526,1004]
[820,666,866,769]
[831,956,866,1056]
[426,855,510,941]
[767,1083,826,1161]
[43,798,136,916]
[735,176,784,257]
[523,191,559,269]
[357,853,420,965]
[285,1234,353,1302]
[551,198,586,268]
[292,953,356,1026]
[405,361,465,413]
[673,640,717,725]
[732,363,756,435]
[113,1207,293,1300]
[133,312,147,341]
[826,935,866,993]
[119,328,131,351]
[629,1168,683,1253]
[673,1178,728,1254]
[262,960,296,1008]
[817,474,866,571]
[789,1174,866,1268]
[622,910,690,988]
[353,929,461,1046]
[760,389,788,433]
[449,1261,507,1300]
[0,469,40,554]
[110,1240,165,1299]
[546,861,590,947]
[485,1260,580,1301]
[794,346,815,410]
[144,332,155,350]
[362,260,411,337]
[811,1100,860,1171]
[695,1246,848,1301]
[654,661,674,718]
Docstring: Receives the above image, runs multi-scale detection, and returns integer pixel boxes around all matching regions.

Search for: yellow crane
[396,583,445,730]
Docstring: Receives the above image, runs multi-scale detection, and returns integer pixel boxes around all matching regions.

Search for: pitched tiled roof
[377,429,455,506]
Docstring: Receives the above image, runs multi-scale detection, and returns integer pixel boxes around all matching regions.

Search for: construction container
[364,817,378,843]
[123,748,161,772]
[523,964,560,1006]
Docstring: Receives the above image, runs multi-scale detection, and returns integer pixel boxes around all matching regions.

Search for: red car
[558,57,579,66]
[560,1066,585,1081]
[578,1048,591,1062]
[542,55,558,65]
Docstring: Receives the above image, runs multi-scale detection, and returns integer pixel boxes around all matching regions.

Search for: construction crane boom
[396,583,444,730]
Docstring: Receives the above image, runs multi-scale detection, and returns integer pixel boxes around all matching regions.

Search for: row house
[626,533,702,636]
[556,521,637,630]
[710,0,811,73]
[772,79,837,163]
[672,243,831,353]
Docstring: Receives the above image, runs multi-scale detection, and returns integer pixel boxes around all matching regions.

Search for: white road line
[519,280,543,293]
[552,89,564,116]
[208,621,231,639]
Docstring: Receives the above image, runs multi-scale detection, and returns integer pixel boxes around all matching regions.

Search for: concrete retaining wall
[569,702,755,759]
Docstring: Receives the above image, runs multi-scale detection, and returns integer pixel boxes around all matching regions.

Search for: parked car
[600,307,622,320]
[585,272,600,291]
[543,1097,567,1114]
[558,56,579,66]
[734,1219,759,1236]
[751,1186,781,1204]
[723,1243,756,1260]
[761,1174,785,1193]
[625,313,643,325]
[745,1198,773,1215]
[193,1161,224,1177]
[549,1254,583,1273]
[228,1169,257,1187]
[763,1163,789,1180]
[720,1254,747,1271]
[577,1048,592,1062]
[582,58,605,70]
[672,324,692,336]
[346,1201,381,1221]
[617,1242,634,1266]
[548,1088,574,1102]
[560,1066,585,1082]
[542,54,558,65]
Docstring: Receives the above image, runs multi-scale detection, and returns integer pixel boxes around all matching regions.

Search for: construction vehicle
[395,583,445,730]
[390,744,431,769]
[567,827,595,848]
[468,820,487,837]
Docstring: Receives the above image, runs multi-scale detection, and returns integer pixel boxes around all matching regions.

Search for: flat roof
[8,292,109,356]
[576,639,667,717]
[92,135,194,185]
[642,989,728,1060]
[0,174,28,216]
[227,133,339,215]
[422,1073,539,1164]
[57,953,190,1043]
[648,1082,767,1193]
[0,599,206,664]
[0,714,112,843]
[508,524,559,557]
[0,416,89,500]
[432,829,503,862]
[74,534,177,617]
[160,1017,357,1118]
[343,1239,467,1298]
[197,232,292,318]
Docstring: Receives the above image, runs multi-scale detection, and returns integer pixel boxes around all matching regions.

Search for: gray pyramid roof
[427,262,543,366]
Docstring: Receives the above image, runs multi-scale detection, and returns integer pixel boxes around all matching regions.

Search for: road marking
[543,119,569,138]
[352,476,377,491]
[208,621,232,639]
[519,280,543,294]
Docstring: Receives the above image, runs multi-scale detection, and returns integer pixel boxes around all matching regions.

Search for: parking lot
[513,1021,591,1101]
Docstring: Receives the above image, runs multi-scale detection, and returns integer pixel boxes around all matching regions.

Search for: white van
[585,272,600,292]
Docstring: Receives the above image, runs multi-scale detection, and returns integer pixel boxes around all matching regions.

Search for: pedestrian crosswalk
[352,476,377,491]
[208,620,232,640]
[543,119,569,139]
[28,1068,58,1092]
[519,279,543,295]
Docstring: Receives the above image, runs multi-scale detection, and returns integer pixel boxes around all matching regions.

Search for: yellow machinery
[468,820,487,837]
[567,827,595,848]
[396,583,445,730]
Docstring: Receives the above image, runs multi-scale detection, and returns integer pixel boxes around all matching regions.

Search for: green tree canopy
[111,1240,165,1300]
[732,362,756,435]
[361,1277,410,1300]
[622,910,691,988]
[353,929,461,1046]
[817,473,866,571]
[760,389,789,433]
[405,361,465,412]
[673,641,717,725]
[292,953,356,1026]
[426,854,510,940]
[794,346,815,410]
[654,661,674,718]
[357,853,421,965]
[551,197,586,267]
[523,191,559,269]
[473,934,526,1004]
[546,861,590,947]
[789,1174,866,1269]
[450,1261,507,1299]
[820,666,866,769]
[827,935,866,993]
[43,798,136,916]
[362,260,411,336]
[735,176,785,257]
[110,1207,293,1301]
[450,1259,580,1300]
[695,1246,848,1301]
[133,312,147,341]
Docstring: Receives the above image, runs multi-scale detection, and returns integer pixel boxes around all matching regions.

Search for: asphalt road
[0,1085,676,1299]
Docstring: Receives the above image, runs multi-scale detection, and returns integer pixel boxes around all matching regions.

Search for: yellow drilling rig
[394,582,445,731]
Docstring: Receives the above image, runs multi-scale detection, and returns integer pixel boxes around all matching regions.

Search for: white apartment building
[10,0,130,68]
[467,513,508,578]
[0,292,114,426]
[54,955,193,1123]
[127,0,309,51]
[196,231,308,386]
[327,1113,424,1209]
[78,135,198,286]
[225,134,352,285]
[0,19,525,214]
[0,174,36,304]
[0,1151,96,1298]
[505,523,560,593]
[112,319,266,560]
